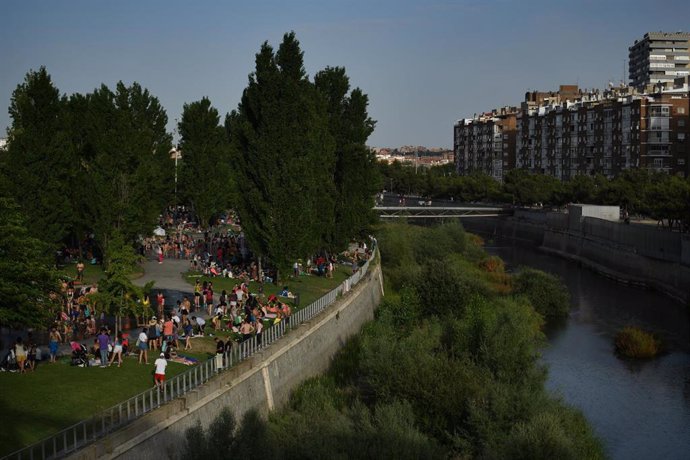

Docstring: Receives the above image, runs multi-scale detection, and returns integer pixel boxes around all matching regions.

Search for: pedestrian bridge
[374,205,513,219]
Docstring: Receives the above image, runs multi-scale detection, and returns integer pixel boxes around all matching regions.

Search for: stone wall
[463,214,690,304]
[68,263,384,460]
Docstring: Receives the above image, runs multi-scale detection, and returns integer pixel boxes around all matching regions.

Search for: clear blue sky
[2,0,690,148]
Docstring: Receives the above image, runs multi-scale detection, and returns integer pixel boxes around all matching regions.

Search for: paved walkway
[134,258,194,293]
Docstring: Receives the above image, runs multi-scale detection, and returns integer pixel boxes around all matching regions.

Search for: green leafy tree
[314,66,380,248]
[90,232,153,335]
[75,82,173,256]
[2,67,77,246]
[178,98,235,227]
[226,32,336,270]
[0,197,61,329]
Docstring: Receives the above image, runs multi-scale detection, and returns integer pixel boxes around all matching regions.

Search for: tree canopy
[226,33,380,269]
[0,197,61,329]
[178,97,235,227]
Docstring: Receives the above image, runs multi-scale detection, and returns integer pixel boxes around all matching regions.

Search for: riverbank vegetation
[184,221,604,459]
[615,326,662,359]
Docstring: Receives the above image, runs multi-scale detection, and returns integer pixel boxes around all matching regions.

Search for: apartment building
[515,83,690,179]
[454,107,517,181]
[629,32,690,89]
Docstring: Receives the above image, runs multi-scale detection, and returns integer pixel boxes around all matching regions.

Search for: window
[654,158,664,168]
[680,119,686,127]
[679,133,686,141]
[677,107,686,114]
[679,159,686,165]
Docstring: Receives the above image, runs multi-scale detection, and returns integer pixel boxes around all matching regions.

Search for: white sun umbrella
[153,226,166,236]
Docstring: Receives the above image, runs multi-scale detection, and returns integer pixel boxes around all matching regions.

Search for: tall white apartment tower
[629,32,690,89]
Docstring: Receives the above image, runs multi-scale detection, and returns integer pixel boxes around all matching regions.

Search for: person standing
[153,353,167,389]
[138,327,149,364]
[156,291,165,318]
[157,245,164,264]
[108,333,123,367]
[76,260,85,283]
[15,337,28,374]
[49,326,62,363]
[214,338,225,371]
[97,328,110,368]
[183,318,193,350]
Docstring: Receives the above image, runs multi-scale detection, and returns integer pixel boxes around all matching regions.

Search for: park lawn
[183,265,354,308]
[0,354,200,456]
[61,263,144,285]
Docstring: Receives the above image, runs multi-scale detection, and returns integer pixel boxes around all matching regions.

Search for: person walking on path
[49,326,62,363]
[97,328,110,368]
[138,327,149,364]
[154,353,167,389]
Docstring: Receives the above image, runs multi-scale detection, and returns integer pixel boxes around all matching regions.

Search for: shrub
[615,326,661,358]
[513,268,570,320]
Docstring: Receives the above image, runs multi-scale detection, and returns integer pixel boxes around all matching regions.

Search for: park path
[134,258,194,293]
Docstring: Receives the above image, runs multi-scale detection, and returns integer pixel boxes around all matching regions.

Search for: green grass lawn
[61,263,105,285]
[183,265,354,308]
[0,351,209,456]
[60,263,144,285]
[0,263,358,455]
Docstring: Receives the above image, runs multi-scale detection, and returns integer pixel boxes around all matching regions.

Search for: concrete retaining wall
[68,264,384,460]
[462,215,690,304]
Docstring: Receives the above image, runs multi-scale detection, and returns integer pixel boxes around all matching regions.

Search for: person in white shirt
[192,316,206,336]
[154,353,167,388]
[138,328,149,364]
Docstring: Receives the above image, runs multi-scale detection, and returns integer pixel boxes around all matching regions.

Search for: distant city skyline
[2,0,690,148]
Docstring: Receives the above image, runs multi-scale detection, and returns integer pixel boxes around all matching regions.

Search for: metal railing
[3,254,373,460]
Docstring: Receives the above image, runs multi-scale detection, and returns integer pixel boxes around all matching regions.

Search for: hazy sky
[2,0,690,148]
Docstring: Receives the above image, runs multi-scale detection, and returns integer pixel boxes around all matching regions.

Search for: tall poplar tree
[76,82,173,258]
[226,32,335,269]
[315,67,380,248]
[3,67,76,246]
[178,98,234,227]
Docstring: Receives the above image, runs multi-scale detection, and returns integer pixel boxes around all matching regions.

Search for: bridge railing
[2,253,374,460]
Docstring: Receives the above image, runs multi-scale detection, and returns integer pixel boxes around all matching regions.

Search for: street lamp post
[170,147,182,205]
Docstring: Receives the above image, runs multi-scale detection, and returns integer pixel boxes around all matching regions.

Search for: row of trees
[0,32,380,328]
[379,162,690,228]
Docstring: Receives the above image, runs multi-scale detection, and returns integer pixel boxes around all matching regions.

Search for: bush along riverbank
[183,222,604,460]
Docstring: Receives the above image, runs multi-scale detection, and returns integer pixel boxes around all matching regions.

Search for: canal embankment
[462,208,690,304]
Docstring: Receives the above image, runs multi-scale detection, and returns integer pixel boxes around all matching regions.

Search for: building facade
[455,82,690,180]
[454,107,517,181]
[629,32,690,89]
[516,84,690,179]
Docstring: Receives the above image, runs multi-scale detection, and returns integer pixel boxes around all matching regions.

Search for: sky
[2,0,690,148]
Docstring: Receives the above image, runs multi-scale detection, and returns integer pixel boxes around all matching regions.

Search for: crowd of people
[2,205,373,392]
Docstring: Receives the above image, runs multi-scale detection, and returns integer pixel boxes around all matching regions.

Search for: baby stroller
[0,349,19,372]
[70,342,89,367]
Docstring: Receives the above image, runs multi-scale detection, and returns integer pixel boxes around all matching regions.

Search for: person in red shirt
[156,292,165,318]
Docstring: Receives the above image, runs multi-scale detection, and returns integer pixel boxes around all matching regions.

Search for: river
[486,241,690,460]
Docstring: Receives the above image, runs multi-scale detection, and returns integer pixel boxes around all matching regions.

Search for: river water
[486,241,690,460]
